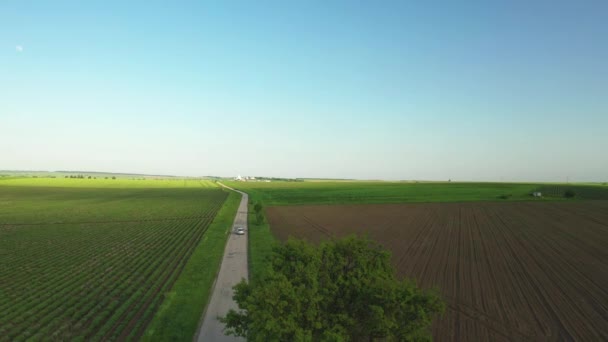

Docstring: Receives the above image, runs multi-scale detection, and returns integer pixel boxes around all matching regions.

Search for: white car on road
[235,227,245,235]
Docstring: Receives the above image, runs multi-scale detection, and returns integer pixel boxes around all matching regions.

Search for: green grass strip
[141,190,241,341]
[245,194,278,284]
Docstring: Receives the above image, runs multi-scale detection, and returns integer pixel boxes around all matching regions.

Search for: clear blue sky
[1,1,606,181]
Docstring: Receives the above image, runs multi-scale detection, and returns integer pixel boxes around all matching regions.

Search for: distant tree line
[64,175,115,179]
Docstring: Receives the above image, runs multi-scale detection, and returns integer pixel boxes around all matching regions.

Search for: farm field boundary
[142,190,242,341]
[228,181,603,286]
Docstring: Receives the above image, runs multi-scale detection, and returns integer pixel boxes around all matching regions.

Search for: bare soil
[266,201,608,341]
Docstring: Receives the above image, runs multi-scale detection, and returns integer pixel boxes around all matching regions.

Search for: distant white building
[533,191,542,197]
[234,175,258,181]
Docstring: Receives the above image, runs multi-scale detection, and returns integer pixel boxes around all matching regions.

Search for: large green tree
[222,236,444,341]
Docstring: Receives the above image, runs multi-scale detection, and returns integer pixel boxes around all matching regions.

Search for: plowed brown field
[266,201,608,341]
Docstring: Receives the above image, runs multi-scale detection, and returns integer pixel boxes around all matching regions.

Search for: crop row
[0,222,160,305]
[3,219,199,340]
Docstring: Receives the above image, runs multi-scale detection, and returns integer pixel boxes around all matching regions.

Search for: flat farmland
[0,178,228,341]
[266,201,608,341]
[224,180,548,205]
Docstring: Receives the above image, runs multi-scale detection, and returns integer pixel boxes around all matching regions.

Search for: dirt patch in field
[266,201,608,341]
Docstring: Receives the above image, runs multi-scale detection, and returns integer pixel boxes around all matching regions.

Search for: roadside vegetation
[142,190,241,341]
[244,197,277,283]
[222,236,444,341]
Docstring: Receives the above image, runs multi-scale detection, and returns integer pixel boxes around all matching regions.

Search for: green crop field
[535,184,608,199]
[0,178,233,341]
[224,180,554,206]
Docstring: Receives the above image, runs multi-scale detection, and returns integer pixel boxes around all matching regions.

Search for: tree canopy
[222,236,445,341]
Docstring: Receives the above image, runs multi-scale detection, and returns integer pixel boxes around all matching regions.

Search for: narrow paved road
[196,185,248,342]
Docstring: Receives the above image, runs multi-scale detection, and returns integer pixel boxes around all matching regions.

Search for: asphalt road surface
[196,186,248,342]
